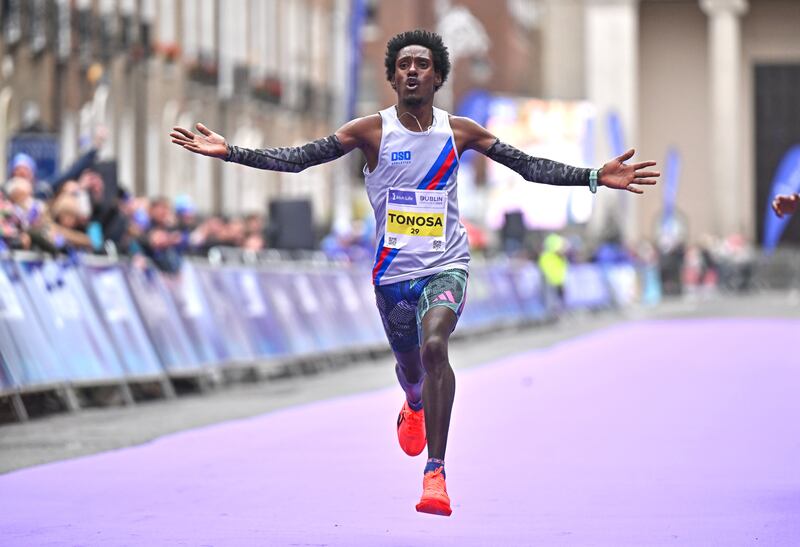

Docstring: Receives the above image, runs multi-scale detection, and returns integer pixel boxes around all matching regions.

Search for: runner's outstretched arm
[450,116,659,194]
[170,117,380,172]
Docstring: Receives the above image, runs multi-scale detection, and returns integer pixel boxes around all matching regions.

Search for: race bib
[385,188,447,252]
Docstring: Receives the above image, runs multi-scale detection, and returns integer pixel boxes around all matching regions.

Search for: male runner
[171,29,659,517]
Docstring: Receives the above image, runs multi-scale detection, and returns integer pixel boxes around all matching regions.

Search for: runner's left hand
[599,149,660,194]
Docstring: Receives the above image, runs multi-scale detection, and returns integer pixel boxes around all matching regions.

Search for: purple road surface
[2,319,800,546]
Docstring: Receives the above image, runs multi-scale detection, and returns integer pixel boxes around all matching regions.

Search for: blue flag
[763,144,800,252]
[662,147,681,228]
[606,111,625,157]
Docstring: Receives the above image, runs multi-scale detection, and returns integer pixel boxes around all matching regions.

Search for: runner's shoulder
[447,115,483,131]
[337,114,382,150]
[343,114,382,135]
[448,115,495,151]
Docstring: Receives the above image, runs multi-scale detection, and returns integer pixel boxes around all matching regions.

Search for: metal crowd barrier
[0,252,645,421]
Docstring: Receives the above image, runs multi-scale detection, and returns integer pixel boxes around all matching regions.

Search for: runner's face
[393,46,440,105]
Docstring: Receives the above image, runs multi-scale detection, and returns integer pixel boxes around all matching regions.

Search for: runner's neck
[395,104,434,133]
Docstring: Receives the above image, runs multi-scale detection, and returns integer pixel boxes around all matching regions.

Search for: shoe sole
[399,442,426,457]
[415,498,452,516]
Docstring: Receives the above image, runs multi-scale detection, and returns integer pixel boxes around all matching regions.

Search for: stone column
[700,0,748,236]
[584,0,640,243]
[542,0,585,100]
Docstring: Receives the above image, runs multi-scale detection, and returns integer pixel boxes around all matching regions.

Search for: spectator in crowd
[242,230,265,252]
[4,175,52,251]
[222,217,247,248]
[241,212,266,252]
[772,192,799,218]
[715,233,755,292]
[48,192,93,251]
[538,233,569,306]
[188,215,226,255]
[243,213,265,239]
[140,196,183,273]
[0,189,29,251]
[173,195,200,253]
[78,168,130,253]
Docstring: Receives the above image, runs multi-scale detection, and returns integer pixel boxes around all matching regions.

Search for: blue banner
[606,111,625,157]
[662,147,681,227]
[8,133,60,182]
[763,145,800,251]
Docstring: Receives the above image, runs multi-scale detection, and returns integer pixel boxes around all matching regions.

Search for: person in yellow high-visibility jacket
[538,233,568,302]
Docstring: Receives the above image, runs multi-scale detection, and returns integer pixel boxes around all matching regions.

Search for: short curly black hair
[384,29,450,91]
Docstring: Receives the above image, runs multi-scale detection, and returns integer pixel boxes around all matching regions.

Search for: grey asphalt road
[1,291,797,475]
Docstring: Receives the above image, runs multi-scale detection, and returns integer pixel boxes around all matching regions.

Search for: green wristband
[589,169,599,194]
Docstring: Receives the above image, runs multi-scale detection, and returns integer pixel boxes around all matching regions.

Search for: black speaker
[267,199,315,250]
[501,211,526,242]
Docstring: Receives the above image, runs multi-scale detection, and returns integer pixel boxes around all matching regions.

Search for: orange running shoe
[415,467,452,516]
[397,400,426,456]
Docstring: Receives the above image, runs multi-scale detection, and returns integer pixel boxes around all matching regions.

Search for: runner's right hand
[170,123,229,159]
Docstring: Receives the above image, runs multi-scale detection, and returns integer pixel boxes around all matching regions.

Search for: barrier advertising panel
[0,253,640,396]
[507,262,547,320]
[16,258,124,383]
[0,259,61,388]
[82,262,164,377]
[565,264,612,309]
[124,265,204,372]
[207,266,289,358]
[193,265,258,362]
[164,262,231,363]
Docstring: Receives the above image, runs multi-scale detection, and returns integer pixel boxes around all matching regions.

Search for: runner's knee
[421,334,448,373]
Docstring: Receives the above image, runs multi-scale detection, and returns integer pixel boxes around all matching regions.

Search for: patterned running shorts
[373,268,468,353]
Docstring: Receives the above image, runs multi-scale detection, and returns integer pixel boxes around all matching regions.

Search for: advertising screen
[483,97,596,231]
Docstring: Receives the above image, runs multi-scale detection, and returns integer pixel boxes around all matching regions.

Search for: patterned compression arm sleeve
[224,135,345,173]
[484,139,591,187]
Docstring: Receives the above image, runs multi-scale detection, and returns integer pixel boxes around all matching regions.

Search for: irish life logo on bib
[385,187,447,252]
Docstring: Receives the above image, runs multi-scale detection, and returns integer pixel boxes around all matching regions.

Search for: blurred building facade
[0,0,350,225]
[1,0,799,246]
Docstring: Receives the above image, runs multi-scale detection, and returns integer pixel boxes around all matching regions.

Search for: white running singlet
[365,106,470,286]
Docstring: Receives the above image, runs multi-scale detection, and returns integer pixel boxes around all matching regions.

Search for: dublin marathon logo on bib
[385,187,447,252]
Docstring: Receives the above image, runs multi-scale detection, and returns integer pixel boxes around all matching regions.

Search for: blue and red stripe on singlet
[372,235,400,284]
[417,137,457,191]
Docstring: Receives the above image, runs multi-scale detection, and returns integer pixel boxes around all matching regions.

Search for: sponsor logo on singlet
[418,194,446,205]
[390,150,412,165]
[388,190,417,205]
